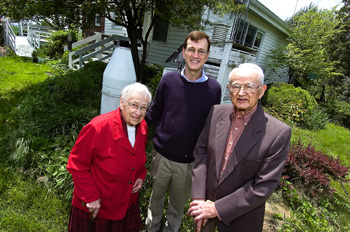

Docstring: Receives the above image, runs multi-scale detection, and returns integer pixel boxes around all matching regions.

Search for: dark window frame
[95,14,100,26]
[153,18,169,42]
[231,20,264,50]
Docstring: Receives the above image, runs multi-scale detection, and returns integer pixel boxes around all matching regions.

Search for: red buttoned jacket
[67,108,148,220]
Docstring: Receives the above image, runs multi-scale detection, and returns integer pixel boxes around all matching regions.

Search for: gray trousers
[146,151,192,232]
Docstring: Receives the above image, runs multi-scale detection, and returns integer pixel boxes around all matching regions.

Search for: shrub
[282,140,349,197]
[37,30,79,59]
[321,100,350,129]
[299,106,328,130]
[262,83,326,130]
[143,64,163,97]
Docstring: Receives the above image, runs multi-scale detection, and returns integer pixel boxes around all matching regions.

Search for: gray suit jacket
[192,104,291,232]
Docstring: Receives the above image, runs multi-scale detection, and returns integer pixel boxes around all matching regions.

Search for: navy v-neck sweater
[146,70,222,163]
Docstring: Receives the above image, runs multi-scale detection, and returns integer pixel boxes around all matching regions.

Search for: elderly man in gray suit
[188,63,291,232]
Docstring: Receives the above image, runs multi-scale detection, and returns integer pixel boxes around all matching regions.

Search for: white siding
[244,13,289,83]
[146,26,189,68]
[104,17,128,37]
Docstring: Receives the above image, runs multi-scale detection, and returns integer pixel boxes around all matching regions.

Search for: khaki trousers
[146,151,192,232]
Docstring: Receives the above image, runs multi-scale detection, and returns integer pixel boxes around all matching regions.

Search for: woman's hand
[132,178,143,193]
[86,198,101,218]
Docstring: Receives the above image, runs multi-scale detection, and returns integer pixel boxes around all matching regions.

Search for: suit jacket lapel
[215,115,232,180]
[217,105,266,185]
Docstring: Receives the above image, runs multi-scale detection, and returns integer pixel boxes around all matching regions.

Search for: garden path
[15,36,35,57]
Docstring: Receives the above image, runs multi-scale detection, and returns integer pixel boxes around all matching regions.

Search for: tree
[0,0,83,29]
[328,0,350,102]
[86,0,244,82]
[268,5,342,102]
[1,0,245,83]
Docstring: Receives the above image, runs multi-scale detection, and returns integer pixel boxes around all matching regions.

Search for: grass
[291,123,350,167]
[0,56,51,95]
[0,55,70,231]
[0,56,52,127]
[11,26,19,36]
[0,167,69,231]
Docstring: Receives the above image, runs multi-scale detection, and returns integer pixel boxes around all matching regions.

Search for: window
[231,20,264,50]
[253,31,263,49]
[95,14,100,26]
[153,18,169,42]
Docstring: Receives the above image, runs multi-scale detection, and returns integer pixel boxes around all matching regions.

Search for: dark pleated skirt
[68,200,142,232]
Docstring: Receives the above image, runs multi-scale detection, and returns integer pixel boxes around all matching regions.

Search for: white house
[102,0,291,102]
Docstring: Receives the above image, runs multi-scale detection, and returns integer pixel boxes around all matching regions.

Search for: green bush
[300,106,328,130]
[262,83,326,130]
[143,64,163,97]
[321,100,350,129]
[37,30,79,59]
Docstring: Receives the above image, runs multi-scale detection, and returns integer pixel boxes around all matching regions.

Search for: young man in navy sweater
[145,31,222,232]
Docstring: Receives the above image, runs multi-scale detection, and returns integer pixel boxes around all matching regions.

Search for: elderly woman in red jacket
[67,82,152,232]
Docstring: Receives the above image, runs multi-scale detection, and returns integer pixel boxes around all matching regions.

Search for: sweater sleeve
[67,123,101,204]
[145,74,167,125]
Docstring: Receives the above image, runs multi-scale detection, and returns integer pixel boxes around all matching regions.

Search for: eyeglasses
[228,83,262,94]
[185,48,207,56]
[122,98,148,113]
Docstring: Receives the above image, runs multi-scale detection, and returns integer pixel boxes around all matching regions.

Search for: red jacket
[67,108,148,220]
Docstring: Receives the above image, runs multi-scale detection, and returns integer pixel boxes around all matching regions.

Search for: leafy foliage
[321,100,350,130]
[0,0,83,30]
[268,6,342,103]
[36,30,79,59]
[282,141,349,196]
[143,64,163,97]
[279,180,345,232]
[262,83,327,130]
[1,0,244,82]
[328,1,350,103]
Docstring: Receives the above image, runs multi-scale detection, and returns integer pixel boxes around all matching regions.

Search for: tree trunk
[127,27,146,83]
[319,84,326,103]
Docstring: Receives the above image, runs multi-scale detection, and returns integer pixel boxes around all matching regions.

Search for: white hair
[121,82,152,104]
[229,63,264,85]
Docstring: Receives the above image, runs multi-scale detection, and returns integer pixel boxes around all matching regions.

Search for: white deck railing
[64,33,127,70]
[27,24,52,49]
[2,19,16,51]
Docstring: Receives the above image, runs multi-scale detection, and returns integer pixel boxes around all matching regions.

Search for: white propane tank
[100,46,136,114]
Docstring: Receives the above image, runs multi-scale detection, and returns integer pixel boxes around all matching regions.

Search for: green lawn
[0,56,69,231]
[0,56,51,95]
[291,123,350,167]
[0,167,69,232]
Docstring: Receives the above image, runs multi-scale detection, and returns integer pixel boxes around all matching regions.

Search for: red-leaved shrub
[282,141,349,196]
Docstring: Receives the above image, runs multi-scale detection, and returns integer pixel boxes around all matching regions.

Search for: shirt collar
[181,68,208,83]
[231,105,258,122]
